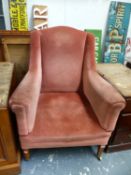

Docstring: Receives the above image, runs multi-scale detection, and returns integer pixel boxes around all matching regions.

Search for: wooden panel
[2,37,30,45]
[0,44,4,61]
[0,31,30,84]
[106,112,131,152]
[4,44,29,83]
[0,151,21,175]
[0,109,17,164]
[110,114,131,145]
[112,130,131,145]
[0,62,20,174]
[0,132,7,166]
[122,98,131,113]
[106,143,131,152]
[117,113,131,131]
[0,141,4,159]
[0,137,6,164]
[0,30,30,36]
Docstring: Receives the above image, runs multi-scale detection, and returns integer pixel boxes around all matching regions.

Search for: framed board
[103,1,131,64]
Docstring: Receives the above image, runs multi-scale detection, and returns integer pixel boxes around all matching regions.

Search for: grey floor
[20,146,131,175]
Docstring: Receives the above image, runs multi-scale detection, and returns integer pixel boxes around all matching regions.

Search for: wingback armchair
[9,26,125,160]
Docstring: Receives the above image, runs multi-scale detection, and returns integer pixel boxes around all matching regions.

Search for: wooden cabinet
[107,98,131,152]
[0,62,20,175]
[96,63,131,152]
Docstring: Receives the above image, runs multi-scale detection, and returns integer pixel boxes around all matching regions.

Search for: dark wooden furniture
[0,62,20,175]
[97,63,131,152]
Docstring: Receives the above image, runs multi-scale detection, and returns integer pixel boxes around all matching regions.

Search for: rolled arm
[83,70,126,131]
[9,71,42,135]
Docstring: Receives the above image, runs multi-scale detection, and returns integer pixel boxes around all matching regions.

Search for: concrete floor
[20,146,131,175]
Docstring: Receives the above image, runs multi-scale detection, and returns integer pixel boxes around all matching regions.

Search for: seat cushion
[20,93,111,149]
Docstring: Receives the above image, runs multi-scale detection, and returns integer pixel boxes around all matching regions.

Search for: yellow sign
[9,0,28,31]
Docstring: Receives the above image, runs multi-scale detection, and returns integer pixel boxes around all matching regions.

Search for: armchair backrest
[30,26,87,92]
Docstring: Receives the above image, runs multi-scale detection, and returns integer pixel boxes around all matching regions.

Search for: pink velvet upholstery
[9,26,126,155]
[20,93,111,149]
[9,31,42,135]
[40,27,86,92]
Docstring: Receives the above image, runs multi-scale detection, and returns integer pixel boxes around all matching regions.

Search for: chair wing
[83,33,126,131]
[9,31,42,135]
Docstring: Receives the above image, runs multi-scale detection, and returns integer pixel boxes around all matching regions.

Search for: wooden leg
[97,145,105,161]
[23,149,30,160]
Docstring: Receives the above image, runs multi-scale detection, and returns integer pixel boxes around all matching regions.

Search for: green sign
[85,29,102,63]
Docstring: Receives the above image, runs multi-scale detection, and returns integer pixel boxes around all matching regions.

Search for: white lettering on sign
[33,5,48,30]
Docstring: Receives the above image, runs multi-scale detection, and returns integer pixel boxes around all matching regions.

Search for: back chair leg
[23,149,30,160]
[97,145,105,160]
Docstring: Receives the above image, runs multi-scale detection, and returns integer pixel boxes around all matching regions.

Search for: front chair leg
[97,145,105,161]
[23,149,30,160]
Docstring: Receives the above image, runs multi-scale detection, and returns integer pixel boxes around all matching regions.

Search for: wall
[2,0,131,40]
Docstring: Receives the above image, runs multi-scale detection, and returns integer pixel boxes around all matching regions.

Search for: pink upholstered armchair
[9,26,125,160]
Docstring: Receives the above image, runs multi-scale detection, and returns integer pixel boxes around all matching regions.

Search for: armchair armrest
[9,71,42,135]
[83,70,126,131]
